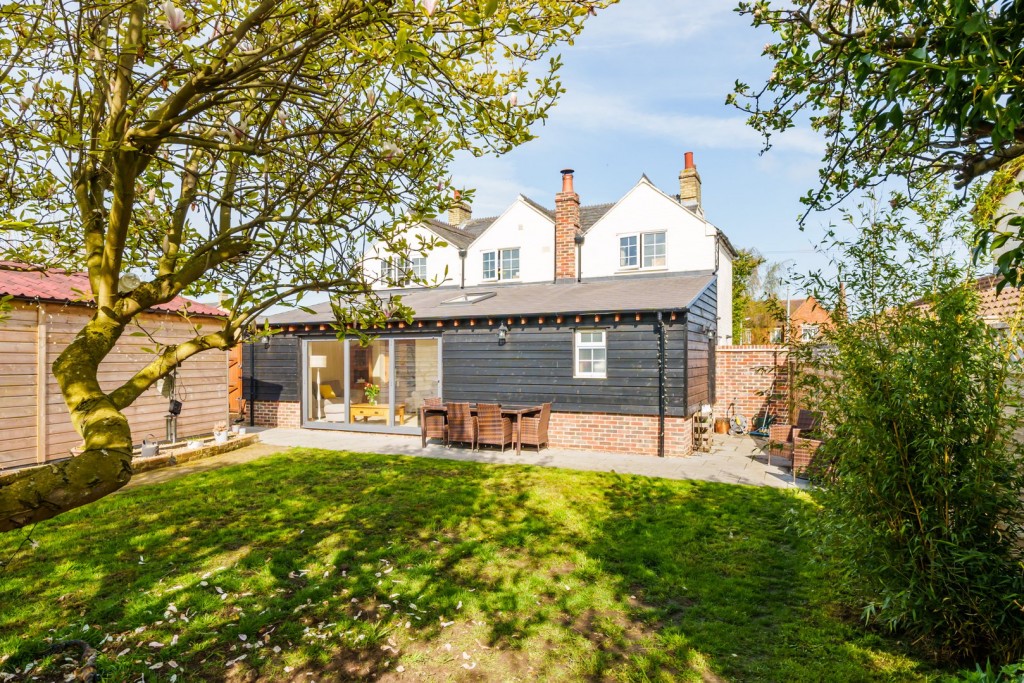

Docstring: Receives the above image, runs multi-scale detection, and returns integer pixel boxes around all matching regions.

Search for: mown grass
[0,449,944,681]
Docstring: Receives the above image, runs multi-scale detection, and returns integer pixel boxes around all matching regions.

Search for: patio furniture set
[420,399,552,456]
[768,409,823,479]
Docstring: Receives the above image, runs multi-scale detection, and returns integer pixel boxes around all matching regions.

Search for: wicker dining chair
[517,402,551,452]
[422,397,446,445]
[446,402,476,449]
[476,403,514,452]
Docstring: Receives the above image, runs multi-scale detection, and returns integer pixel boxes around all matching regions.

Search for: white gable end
[465,197,554,285]
[580,179,717,279]
[368,223,462,289]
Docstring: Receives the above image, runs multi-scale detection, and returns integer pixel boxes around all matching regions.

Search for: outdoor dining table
[419,403,543,455]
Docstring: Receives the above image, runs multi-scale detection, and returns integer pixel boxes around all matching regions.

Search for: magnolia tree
[0,0,610,531]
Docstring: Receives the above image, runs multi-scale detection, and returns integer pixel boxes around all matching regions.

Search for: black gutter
[656,311,666,458]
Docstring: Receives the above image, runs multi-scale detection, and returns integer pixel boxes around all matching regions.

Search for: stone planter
[792,436,822,478]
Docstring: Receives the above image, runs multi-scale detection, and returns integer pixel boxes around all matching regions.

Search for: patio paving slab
[253,428,809,489]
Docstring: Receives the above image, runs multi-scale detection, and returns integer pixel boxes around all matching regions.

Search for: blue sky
[450,0,831,277]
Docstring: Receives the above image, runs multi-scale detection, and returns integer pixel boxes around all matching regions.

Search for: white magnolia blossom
[161,1,187,32]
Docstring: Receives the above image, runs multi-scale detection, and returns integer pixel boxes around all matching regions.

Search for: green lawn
[0,449,942,681]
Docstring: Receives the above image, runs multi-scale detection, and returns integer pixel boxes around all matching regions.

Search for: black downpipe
[248,341,256,427]
[458,248,467,289]
[656,311,666,458]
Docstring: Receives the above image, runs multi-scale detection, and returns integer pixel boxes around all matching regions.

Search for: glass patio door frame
[300,335,442,434]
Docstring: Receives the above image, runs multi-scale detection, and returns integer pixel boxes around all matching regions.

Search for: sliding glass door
[302,336,440,433]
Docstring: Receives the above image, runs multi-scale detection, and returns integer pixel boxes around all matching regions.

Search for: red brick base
[252,400,301,428]
[547,411,693,457]
[251,400,696,456]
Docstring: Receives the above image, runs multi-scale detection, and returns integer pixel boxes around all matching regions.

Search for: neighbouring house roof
[976,273,1024,324]
[0,263,225,316]
[267,271,716,324]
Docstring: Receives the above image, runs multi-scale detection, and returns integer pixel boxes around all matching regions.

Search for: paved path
[255,427,807,489]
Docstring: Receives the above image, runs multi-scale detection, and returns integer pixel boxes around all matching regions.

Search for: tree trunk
[0,314,134,532]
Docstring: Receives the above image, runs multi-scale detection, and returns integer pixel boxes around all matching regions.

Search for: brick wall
[252,400,301,428]
[713,345,789,424]
[548,411,693,457]
[554,171,580,281]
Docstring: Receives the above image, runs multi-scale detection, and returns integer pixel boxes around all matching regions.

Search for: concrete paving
[254,427,808,489]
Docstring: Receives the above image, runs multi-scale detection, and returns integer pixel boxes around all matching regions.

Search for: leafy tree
[731,248,763,341]
[796,186,1024,663]
[0,0,610,531]
[730,0,1024,275]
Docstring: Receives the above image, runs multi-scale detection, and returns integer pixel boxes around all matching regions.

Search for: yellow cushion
[320,383,337,399]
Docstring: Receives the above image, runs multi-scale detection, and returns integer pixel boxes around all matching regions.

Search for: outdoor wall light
[497,323,509,345]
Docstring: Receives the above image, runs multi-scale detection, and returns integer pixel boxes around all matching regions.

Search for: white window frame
[409,256,427,280]
[619,234,639,269]
[384,257,409,286]
[482,248,520,282]
[800,323,820,342]
[618,231,666,271]
[574,329,607,379]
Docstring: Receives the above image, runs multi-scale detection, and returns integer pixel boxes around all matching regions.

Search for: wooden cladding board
[0,306,40,468]
[442,319,691,417]
[0,302,228,469]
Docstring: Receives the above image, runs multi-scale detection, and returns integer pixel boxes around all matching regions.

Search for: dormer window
[619,232,666,270]
[482,248,520,281]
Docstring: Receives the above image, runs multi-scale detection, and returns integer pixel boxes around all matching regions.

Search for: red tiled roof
[0,263,224,317]
[976,274,1024,323]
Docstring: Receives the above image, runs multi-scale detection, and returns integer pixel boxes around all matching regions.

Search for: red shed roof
[0,263,224,317]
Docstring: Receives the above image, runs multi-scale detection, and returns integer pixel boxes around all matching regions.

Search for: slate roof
[267,271,716,324]
[432,197,615,246]
[0,262,225,316]
[423,219,474,249]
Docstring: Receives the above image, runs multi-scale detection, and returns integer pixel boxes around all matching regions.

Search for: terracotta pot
[714,417,730,434]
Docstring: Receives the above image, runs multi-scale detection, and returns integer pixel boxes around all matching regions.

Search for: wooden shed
[1,266,228,470]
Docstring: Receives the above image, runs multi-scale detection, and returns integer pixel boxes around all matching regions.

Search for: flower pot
[214,431,229,444]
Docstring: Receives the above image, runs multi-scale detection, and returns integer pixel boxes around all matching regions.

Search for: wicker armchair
[517,403,551,452]
[446,402,476,449]
[767,409,820,466]
[421,397,446,445]
[475,403,513,452]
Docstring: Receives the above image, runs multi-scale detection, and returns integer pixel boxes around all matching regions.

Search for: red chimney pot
[560,168,575,194]
[684,152,695,170]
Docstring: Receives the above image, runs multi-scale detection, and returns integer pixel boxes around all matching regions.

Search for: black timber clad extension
[685,279,717,412]
[242,335,300,402]
[441,315,690,417]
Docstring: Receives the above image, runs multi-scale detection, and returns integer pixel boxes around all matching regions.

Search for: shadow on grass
[0,448,938,682]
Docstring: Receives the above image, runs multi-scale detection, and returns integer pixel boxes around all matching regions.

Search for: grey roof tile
[267,271,716,324]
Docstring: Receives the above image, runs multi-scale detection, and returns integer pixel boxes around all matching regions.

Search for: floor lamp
[310,355,328,419]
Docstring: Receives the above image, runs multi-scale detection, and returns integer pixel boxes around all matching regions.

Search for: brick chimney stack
[555,168,580,282]
[448,190,471,226]
[679,151,702,215]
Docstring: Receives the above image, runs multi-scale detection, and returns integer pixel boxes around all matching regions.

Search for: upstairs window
[410,256,427,280]
[385,256,427,285]
[619,232,666,270]
[482,248,520,281]
[574,329,607,379]
[800,324,820,341]
[619,235,638,268]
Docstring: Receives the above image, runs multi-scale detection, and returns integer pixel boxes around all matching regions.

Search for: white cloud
[579,0,732,49]
[553,88,824,156]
